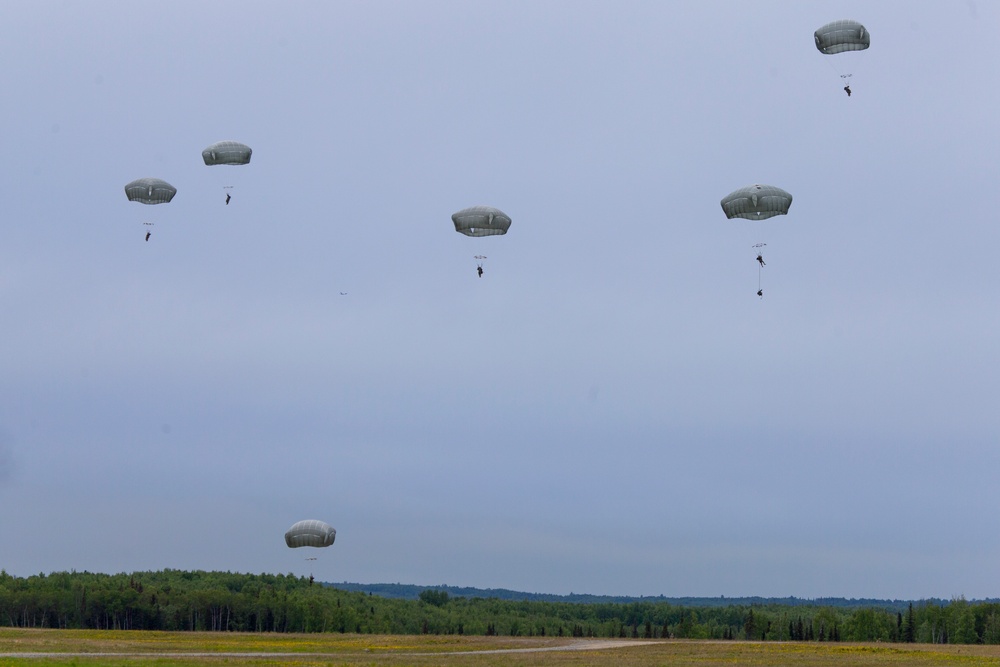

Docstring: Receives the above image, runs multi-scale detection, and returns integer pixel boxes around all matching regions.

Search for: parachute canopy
[202,141,252,166]
[814,20,870,55]
[124,178,177,205]
[721,184,793,220]
[452,206,511,237]
[285,520,336,548]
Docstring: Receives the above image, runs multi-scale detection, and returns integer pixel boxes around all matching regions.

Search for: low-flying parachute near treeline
[202,140,252,204]
[285,519,336,549]
[285,520,335,584]
[452,206,511,277]
[814,20,870,97]
[721,184,793,298]
[124,178,176,242]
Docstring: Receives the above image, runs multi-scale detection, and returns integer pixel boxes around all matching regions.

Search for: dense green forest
[332,582,927,611]
[2,570,1000,644]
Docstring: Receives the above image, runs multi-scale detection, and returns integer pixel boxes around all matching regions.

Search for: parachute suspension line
[822,56,842,77]
[822,57,851,84]
[822,57,855,95]
[753,242,766,298]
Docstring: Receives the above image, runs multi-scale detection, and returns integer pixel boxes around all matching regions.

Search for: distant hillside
[327,582,937,612]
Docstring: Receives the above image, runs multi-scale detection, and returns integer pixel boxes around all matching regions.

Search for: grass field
[2,629,1000,666]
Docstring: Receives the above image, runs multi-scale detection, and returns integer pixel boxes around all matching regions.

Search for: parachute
[815,20,869,96]
[453,206,510,277]
[124,178,177,205]
[202,141,251,203]
[721,185,792,298]
[814,20,870,55]
[285,520,336,549]
[720,184,792,220]
[125,178,175,241]
[452,206,511,237]
[202,141,252,166]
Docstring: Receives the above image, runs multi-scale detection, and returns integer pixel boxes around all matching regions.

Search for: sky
[1,1,998,601]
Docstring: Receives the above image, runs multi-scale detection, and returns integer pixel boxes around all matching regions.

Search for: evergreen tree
[904,603,916,643]
[743,608,756,640]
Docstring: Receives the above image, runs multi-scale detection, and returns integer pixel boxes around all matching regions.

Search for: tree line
[334,582,922,611]
[2,569,999,643]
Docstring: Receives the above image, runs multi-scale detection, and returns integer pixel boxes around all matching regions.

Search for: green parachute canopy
[452,206,511,237]
[124,178,177,205]
[285,520,336,548]
[202,141,252,166]
[814,20,870,55]
[720,184,792,221]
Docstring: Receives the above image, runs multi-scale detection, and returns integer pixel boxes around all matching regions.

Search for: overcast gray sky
[2,1,998,600]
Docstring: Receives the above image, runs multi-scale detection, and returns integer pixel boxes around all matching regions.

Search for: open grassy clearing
[2,629,1000,666]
